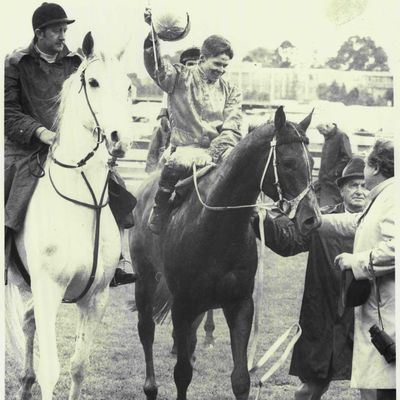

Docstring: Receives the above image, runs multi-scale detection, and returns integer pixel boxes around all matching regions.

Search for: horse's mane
[52,67,80,134]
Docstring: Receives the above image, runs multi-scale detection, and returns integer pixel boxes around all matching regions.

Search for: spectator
[322,139,395,400]
[315,122,352,207]
[254,157,369,399]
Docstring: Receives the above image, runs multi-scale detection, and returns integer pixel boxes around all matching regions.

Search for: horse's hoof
[15,389,33,400]
[144,384,158,400]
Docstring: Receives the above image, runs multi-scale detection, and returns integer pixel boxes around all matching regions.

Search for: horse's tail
[153,273,172,324]
[4,281,26,366]
[127,272,172,324]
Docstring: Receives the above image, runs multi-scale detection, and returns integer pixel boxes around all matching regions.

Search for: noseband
[260,123,313,218]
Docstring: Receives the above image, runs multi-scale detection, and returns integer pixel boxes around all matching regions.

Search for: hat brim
[336,174,364,187]
[37,18,75,29]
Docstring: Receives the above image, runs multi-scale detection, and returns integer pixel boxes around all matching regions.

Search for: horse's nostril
[111,131,119,142]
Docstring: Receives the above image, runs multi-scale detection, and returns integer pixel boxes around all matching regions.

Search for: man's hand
[35,127,56,145]
[144,7,152,25]
[334,252,354,271]
[193,152,212,167]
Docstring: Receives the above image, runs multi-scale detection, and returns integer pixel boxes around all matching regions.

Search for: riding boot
[148,164,182,234]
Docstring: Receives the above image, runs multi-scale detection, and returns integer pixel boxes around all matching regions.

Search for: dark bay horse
[129,106,321,400]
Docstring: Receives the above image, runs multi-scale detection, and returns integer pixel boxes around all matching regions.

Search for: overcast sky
[1,0,399,77]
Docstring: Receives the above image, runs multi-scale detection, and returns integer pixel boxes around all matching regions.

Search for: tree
[242,47,275,67]
[326,36,389,71]
[272,41,298,68]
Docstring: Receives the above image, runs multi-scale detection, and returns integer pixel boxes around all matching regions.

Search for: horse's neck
[200,129,273,229]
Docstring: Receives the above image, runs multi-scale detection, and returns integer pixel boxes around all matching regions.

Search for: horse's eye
[88,78,99,88]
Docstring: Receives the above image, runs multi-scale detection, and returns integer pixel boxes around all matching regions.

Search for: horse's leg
[172,303,197,400]
[31,278,64,400]
[16,299,36,400]
[171,312,204,356]
[136,268,158,400]
[203,309,215,347]
[223,298,254,400]
[68,289,109,400]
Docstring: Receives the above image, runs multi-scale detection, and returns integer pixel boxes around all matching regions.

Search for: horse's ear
[274,106,286,131]
[82,32,94,58]
[298,108,314,134]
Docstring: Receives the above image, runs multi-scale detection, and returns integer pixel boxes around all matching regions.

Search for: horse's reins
[193,124,311,396]
[19,60,114,303]
[193,123,312,217]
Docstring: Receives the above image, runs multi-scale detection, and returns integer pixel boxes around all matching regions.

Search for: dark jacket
[5,41,81,158]
[317,127,352,207]
[4,42,81,231]
[261,203,354,382]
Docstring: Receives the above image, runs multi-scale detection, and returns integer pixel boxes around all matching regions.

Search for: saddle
[172,163,216,207]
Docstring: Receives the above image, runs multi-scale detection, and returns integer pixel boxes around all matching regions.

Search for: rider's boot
[148,164,182,234]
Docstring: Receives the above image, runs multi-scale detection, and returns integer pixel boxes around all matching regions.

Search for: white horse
[5,32,134,400]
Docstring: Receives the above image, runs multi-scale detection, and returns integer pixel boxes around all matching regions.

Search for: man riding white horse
[143,9,243,234]
[4,2,136,286]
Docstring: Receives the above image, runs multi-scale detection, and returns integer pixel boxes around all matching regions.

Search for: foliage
[326,36,389,71]
[272,40,298,68]
[243,41,298,68]
[317,80,387,106]
[242,46,276,67]
[128,72,163,99]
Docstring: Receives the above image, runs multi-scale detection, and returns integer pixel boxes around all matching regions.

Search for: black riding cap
[32,2,75,30]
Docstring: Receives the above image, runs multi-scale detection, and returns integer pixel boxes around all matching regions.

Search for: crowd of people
[4,2,396,399]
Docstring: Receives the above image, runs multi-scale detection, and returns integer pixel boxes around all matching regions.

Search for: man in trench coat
[323,139,395,400]
[255,157,368,399]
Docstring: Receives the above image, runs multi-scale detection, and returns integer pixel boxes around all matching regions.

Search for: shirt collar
[34,44,57,63]
[29,40,73,63]
[367,177,394,202]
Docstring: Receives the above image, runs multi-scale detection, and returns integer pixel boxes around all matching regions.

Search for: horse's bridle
[47,59,113,304]
[259,123,313,219]
[193,123,313,218]
[51,59,108,169]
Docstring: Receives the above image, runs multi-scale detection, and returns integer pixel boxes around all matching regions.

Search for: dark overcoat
[4,41,81,231]
[317,128,352,207]
[261,203,355,381]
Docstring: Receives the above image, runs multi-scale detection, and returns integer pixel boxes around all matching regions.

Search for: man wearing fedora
[4,2,136,286]
[254,157,369,399]
[145,46,201,173]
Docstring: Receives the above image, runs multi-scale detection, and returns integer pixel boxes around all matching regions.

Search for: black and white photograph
[2,0,397,399]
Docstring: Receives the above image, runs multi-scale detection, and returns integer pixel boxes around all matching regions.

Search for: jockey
[144,11,243,234]
[145,46,201,173]
[4,2,137,286]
